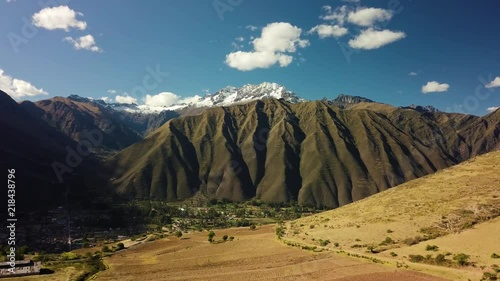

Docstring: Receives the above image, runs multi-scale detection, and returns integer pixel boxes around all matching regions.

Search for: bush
[116,243,125,250]
[492,253,500,259]
[229,236,234,241]
[435,254,447,265]
[334,242,339,247]
[222,235,228,241]
[409,254,425,263]
[319,239,330,246]
[453,253,470,266]
[390,252,398,257]
[404,236,425,246]
[380,237,394,245]
[175,231,183,238]
[208,231,216,242]
[250,224,256,230]
[425,245,439,251]
[387,229,394,233]
[101,245,111,253]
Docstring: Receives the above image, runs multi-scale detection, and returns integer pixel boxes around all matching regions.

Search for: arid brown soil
[95,225,447,281]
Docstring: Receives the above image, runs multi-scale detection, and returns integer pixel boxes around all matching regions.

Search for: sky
[0,0,499,116]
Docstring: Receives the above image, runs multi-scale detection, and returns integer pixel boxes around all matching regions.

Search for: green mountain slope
[104,99,499,207]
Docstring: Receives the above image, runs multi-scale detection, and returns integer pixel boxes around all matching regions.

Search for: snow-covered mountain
[106,82,305,114]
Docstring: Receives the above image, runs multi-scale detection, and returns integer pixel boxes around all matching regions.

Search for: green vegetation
[319,239,330,246]
[425,245,439,251]
[175,231,183,238]
[208,231,216,242]
[453,253,470,267]
[379,237,394,246]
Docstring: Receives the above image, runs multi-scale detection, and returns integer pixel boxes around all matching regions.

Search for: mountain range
[1,83,499,209]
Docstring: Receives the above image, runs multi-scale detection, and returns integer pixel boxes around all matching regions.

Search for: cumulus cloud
[32,5,87,31]
[145,92,180,107]
[64,35,102,52]
[144,92,202,107]
[225,22,309,71]
[348,28,406,50]
[485,77,500,88]
[246,25,258,31]
[0,68,48,99]
[347,7,393,27]
[308,24,348,38]
[422,81,450,94]
[115,94,137,104]
[487,106,499,112]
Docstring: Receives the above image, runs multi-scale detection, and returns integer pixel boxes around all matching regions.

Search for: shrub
[208,231,216,242]
[334,242,339,247]
[453,253,470,266]
[101,246,111,253]
[425,245,439,251]
[222,235,228,241]
[404,236,424,246]
[409,254,425,263]
[229,236,234,241]
[435,254,447,265]
[390,252,398,257]
[319,239,330,246]
[250,224,256,230]
[387,229,394,233]
[116,243,125,250]
[492,253,500,259]
[175,231,183,238]
[380,237,394,245]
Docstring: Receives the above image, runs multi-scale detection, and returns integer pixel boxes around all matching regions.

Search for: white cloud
[225,22,309,71]
[115,94,137,104]
[422,81,450,94]
[144,92,202,107]
[321,5,350,26]
[107,89,117,94]
[348,28,406,50]
[6,0,17,3]
[487,106,499,112]
[308,24,348,38]
[409,72,418,76]
[348,7,393,27]
[235,36,245,42]
[100,97,110,102]
[485,77,500,88]
[246,25,258,31]
[226,51,294,71]
[145,92,180,107]
[0,68,48,99]
[64,35,102,52]
[32,5,87,31]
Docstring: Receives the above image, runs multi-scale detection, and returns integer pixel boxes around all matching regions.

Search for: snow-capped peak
[103,82,305,114]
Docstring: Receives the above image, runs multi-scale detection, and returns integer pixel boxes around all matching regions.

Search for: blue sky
[0,0,499,115]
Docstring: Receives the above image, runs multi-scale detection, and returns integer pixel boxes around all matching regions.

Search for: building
[0,260,41,278]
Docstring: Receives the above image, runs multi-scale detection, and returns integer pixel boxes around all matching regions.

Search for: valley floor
[95,225,445,281]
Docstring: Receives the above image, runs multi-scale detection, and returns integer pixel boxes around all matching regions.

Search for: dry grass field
[284,151,500,281]
[94,225,445,281]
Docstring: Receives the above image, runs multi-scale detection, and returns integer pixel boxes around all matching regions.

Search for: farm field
[95,225,446,281]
